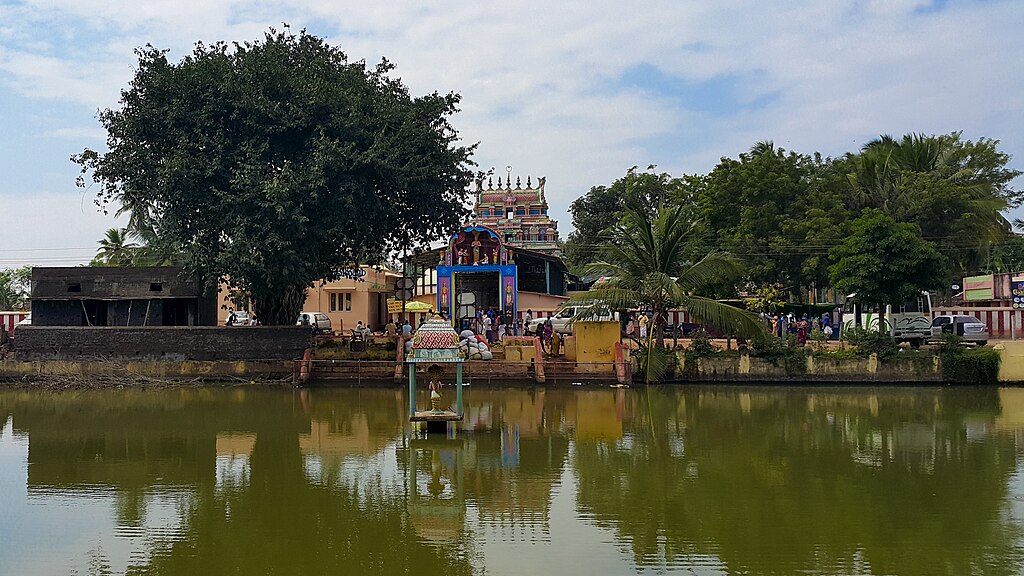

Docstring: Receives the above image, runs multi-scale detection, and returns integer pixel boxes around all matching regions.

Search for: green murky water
[2,385,1024,575]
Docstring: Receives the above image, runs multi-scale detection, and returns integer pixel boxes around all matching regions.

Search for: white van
[296,312,332,335]
[526,305,618,335]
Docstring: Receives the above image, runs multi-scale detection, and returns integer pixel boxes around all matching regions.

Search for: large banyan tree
[75,28,474,324]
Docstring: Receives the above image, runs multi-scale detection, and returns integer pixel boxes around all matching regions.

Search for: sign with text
[1013,276,1024,310]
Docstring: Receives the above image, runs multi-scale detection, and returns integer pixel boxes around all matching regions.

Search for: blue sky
[1,0,1022,266]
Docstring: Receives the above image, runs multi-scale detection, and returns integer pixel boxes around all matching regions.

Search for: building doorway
[454,272,500,331]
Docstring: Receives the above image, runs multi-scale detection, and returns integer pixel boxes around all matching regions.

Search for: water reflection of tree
[134,427,473,575]
[572,387,1024,576]
[1,389,475,576]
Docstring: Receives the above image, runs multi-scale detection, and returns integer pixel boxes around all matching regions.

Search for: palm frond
[680,295,766,338]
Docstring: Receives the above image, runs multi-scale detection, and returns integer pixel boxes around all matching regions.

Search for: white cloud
[0,191,124,267]
[0,0,1021,261]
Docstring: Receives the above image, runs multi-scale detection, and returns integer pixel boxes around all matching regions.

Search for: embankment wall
[14,326,311,361]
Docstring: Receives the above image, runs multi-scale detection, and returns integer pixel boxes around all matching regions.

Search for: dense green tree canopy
[572,204,763,380]
[828,209,946,320]
[75,28,475,324]
[563,167,690,271]
[567,133,1020,302]
[844,133,1019,279]
[696,142,849,297]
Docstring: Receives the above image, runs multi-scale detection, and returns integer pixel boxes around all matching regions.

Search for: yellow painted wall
[574,321,619,365]
[995,342,1024,382]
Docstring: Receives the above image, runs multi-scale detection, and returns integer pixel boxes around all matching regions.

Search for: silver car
[931,315,988,344]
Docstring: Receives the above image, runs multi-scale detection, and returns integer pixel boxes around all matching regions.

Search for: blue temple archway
[435,224,517,330]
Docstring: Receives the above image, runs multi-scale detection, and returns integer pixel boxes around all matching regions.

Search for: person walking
[482,313,493,344]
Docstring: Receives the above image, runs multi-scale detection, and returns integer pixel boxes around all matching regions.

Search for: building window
[67,283,81,293]
[345,293,352,311]
[149,283,163,292]
[506,209,514,220]
[330,293,337,312]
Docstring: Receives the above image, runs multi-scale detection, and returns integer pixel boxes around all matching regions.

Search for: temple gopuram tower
[472,173,560,256]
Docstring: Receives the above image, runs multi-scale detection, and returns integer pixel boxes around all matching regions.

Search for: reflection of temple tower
[472,173,561,256]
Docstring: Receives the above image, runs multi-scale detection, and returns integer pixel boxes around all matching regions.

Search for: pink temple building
[471,174,560,256]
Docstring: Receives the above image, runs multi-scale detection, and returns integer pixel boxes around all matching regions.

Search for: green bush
[634,345,678,383]
[685,330,718,360]
[841,327,899,358]
[937,334,965,356]
[748,335,806,374]
[942,346,1000,385]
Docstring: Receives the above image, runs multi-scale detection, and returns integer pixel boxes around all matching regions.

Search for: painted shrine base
[410,410,463,422]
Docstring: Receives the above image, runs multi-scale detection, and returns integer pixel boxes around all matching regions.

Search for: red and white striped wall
[1,311,29,335]
[932,307,1023,339]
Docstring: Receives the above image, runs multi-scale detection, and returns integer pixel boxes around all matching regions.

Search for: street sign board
[1013,280,1024,310]
[396,277,415,290]
[395,288,415,301]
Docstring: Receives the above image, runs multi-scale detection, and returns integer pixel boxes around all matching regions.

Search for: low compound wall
[14,326,311,362]
[679,352,942,383]
[0,358,295,382]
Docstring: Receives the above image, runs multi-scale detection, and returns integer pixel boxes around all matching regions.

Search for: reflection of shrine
[403,437,466,543]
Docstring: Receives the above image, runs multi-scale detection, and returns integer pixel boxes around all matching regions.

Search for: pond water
[2,385,1024,575]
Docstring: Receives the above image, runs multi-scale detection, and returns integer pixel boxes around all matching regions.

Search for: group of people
[624,312,651,340]
[383,318,414,339]
[474,307,531,343]
[769,311,834,345]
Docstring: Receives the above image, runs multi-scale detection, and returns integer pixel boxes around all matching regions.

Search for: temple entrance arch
[436,225,517,327]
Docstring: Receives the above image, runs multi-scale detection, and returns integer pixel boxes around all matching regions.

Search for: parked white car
[931,314,988,345]
[227,311,255,326]
[296,312,332,335]
[526,305,618,335]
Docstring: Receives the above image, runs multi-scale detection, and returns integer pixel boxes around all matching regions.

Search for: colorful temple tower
[472,173,560,256]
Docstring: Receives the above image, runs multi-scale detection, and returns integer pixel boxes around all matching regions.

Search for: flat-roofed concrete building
[31,266,217,327]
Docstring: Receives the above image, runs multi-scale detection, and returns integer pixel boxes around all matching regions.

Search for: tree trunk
[254,284,309,326]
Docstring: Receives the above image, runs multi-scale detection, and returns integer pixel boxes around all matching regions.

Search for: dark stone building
[31,267,218,327]
[19,267,311,362]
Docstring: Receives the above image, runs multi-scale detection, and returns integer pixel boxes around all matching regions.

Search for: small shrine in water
[406,316,464,426]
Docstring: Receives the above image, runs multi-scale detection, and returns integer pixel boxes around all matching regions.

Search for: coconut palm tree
[572,204,764,382]
[92,228,139,267]
[848,133,1012,277]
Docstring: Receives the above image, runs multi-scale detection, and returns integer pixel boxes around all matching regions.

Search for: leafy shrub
[685,330,717,360]
[749,334,806,373]
[633,345,678,383]
[937,334,965,356]
[941,345,1000,385]
[841,327,899,358]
